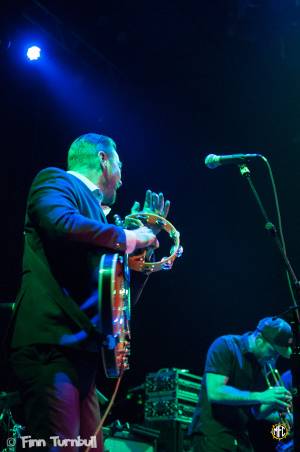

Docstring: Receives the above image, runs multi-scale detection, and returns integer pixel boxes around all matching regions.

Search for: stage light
[26,46,41,61]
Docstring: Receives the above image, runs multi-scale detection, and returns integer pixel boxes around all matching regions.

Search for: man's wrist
[124,229,137,254]
[248,392,262,404]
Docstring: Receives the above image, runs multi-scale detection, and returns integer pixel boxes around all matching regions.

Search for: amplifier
[145,420,190,452]
[145,368,201,423]
[104,437,155,452]
[145,396,195,423]
[103,425,158,452]
[145,368,201,397]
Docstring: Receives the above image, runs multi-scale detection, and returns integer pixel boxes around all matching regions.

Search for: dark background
[1,1,300,448]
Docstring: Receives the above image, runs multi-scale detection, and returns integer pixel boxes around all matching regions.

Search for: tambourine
[124,213,182,273]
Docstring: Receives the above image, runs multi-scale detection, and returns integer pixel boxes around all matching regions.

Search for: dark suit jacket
[11,167,128,351]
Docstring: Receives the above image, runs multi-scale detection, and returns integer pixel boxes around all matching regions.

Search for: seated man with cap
[189,317,293,452]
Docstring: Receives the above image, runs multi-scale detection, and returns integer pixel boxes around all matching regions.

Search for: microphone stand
[239,164,300,449]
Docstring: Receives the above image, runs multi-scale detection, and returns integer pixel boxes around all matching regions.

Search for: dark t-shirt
[281,370,292,391]
[190,333,266,440]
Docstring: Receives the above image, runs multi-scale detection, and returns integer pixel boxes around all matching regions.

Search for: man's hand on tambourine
[134,226,159,250]
[131,190,170,218]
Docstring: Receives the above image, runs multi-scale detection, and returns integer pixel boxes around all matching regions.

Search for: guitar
[98,213,181,378]
[98,253,131,378]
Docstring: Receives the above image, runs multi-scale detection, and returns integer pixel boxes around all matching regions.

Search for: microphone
[205,153,262,169]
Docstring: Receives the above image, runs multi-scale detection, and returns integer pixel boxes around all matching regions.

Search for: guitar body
[98,253,131,378]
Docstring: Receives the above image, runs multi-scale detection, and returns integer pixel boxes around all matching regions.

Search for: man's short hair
[67,133,116,170]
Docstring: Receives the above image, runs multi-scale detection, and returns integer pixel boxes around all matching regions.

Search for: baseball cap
[256,317,293,359]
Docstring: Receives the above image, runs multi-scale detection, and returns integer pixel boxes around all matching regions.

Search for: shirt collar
[68,170,99,192]
[67,170,111,217]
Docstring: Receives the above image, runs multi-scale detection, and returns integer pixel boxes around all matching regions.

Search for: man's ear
[98,151,108,170]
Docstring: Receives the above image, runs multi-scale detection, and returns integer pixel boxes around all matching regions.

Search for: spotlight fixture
[26,45,41,61]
